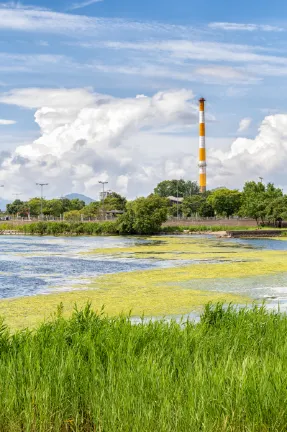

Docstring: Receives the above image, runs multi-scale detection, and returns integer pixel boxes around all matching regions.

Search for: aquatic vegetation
[0,281,245,330]
[0,303,287,431]
[1,235,286,329]
[86,235,287,265]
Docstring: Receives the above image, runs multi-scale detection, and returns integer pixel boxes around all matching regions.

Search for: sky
[0,0,287,200]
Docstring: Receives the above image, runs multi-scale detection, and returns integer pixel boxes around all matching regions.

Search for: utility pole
[12,193,22,219]
[99,181,108,220]
[259,177,264,184]
[177,180,179,220]
[36,183,48,220]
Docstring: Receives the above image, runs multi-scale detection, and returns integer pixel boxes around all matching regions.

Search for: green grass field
[0,302,287,431]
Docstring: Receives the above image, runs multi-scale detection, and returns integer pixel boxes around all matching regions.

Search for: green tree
[63,210,82,222]
[69,199,86,211]
[43,199,65,217]
[117,195,169,235]
[198,201,215,218]
[168,204,183,218]
[103,193,127,211]
[208,188,242,218]
[27,198,43,217]
[182,195,205,217]
[265,196,287,225]
[6,200,25,216]
[154,180,199,198]
[240,181,283,224]
[82,202,101,218]
[239,182,266,224]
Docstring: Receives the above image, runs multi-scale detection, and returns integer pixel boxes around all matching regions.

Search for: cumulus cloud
[1,87,287,199]
[238,117,252,133]
[208,114,287,188]
[0,88,198,199]
[0,119,16,125]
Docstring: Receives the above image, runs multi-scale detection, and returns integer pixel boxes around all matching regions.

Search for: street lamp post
[12,193,22,219]
[0,185,4,218]
[99,181,108,220]
[36,183,48,220]
[177,180,179,220]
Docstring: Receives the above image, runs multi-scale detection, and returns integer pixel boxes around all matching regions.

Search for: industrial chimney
[198,98,207,193]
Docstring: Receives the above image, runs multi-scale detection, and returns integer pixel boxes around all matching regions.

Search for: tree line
[5,193,127,221]
[154,179,286,225]
[4,180,287,234]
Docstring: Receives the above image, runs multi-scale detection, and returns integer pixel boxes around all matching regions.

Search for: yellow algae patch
[84,236,253,261]
[0,284,246,331]
[84,235,287,266]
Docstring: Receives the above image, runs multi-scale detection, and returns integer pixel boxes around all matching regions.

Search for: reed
[0,303,287,431]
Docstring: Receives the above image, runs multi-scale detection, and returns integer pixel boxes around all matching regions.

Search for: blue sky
[0,0,287,199]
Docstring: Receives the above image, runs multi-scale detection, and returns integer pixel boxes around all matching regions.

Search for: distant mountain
[64,193,95,205]
[0,199,11,211]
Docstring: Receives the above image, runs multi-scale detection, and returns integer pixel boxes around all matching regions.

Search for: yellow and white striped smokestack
[198,97,207,193]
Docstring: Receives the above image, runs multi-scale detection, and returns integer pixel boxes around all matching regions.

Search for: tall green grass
[161,224,257,232]
[1,303,287,431]
[162,224,282,233]
[0,221,271,236]
[5,221,119,236]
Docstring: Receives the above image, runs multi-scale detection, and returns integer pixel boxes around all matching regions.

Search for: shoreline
[0,229,286,238]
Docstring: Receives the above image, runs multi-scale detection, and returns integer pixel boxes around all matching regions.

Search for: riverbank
[0,221,284,237]
[0,303,287,431]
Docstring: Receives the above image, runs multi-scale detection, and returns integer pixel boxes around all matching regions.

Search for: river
[1,235,287,316]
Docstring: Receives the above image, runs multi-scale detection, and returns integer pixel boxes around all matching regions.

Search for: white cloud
[0,87,197,199]
[0,88,99,109]
[208,114,287,189]
[0,119,16,125]
[209,22,284,32]
[0,5,190,36]
[1,86,287,198]
[101,40,287,67]
[194,66,256,83]
[69,0,103,11]
[238,117,252,133]
[92,63,199,83]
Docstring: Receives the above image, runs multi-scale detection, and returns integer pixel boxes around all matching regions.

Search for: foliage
[154,179,199,197]
[182,195,205,217]
[117,195,168,235]
[0,303,287,430]
[103,192,127,211]
[265,196,287,223]
[43,198,68,217]
[82,202,100,218]
[63,210,82,222]
[161,224,260,233]
[240,181,284,224]
[19,221,119,236]
[207,188,242,218]
[6,199,25,216]
[197,201,215,217]
[168,203,182,218]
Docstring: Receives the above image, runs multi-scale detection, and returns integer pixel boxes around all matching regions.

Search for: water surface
[1,235,287,314]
